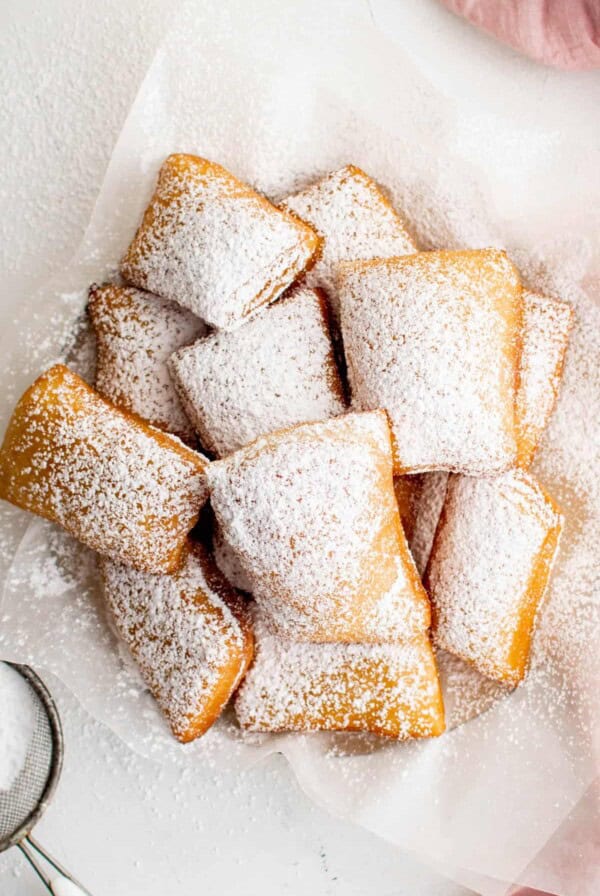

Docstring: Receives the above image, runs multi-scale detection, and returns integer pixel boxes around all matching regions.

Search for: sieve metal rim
[0,663,64,854]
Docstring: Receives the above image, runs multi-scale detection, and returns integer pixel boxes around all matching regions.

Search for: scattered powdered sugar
[338,249,521,474]
[101,544,252,742]
[170,286,347,457]
[235,608,444,740]
[281,165,416,322]
[121,154,320,330]
[426,470,563,684]
[0,662,37,791]
[206,411,430,642]
[516,289,575,468]
[89,283,205,443]
[0,365,208,573]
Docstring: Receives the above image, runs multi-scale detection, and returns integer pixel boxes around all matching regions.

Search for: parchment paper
[1,2,598,893]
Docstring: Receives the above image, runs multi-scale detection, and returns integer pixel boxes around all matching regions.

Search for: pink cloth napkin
[442,0,600,70]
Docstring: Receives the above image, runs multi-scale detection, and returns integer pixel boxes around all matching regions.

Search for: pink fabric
[509,890,558,896]
[442,0,600,70]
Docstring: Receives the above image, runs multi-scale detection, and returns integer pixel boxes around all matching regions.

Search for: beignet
[281,165,415,322]
[516,290,574,468]
[102,542,253,742]
[206,411,431,643]
[170,286,346,457]
[235,609,444,739]
[393,475,418,542]
[426,470,563,685]
[0,365,208,573]
[121,154,320,330]
[212,518,252,594]
[338,249,522,475]
[88,283,205,443]
[401,472,449,577]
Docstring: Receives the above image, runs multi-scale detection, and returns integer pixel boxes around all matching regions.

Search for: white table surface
[0,2,553,893]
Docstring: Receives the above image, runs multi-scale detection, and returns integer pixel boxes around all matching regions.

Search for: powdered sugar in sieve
[0,662,37,792]
[0,663,91,894]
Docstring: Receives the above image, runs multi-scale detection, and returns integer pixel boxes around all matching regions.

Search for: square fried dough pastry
[0,365,208,573]
[426,470,563,685]
[281,165,416,321]
[235,610,444,739]
[338,249,522,475]
[206,410,431,643]
[516,290,574,469]
[88,283,205,443]
[212,517,253,594]
[121,154,320,330]
[170,286,346,457]
[102,542,253,742]
[394,472,449,576]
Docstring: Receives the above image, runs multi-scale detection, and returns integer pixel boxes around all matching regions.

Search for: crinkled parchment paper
[1,2,598,893]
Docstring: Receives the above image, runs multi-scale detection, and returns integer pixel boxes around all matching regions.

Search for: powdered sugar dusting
[339,249,521,474]
[516,289,574,468]
[101,544,252,742]
[170,286,346,457]
[426,470,563,684]
[89,284,205,443]
[0,365,208,573]
[235,609,444,739]
[281,165,416,321]
[0,662,37,791]
[121,154,320,330]
[206,411,430,642]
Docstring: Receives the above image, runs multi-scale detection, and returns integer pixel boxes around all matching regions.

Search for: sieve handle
[18,835,91,895]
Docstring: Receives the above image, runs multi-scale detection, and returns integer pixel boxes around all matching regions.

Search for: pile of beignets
[0,155,573,743]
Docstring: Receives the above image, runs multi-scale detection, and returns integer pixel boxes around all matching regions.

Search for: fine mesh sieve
[0,663,91,895]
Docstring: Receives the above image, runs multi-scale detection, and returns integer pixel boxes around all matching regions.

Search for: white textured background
[2,1,584,893]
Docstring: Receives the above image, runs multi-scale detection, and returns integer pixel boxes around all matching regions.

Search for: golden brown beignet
[212,517,253,594]
[426,470,563,685]
[404,472,449,577]
[170,285,346,457]
[394,473,450,576]
[235,609,444,739]
[121,154,320,330]
[206,410,431,643]
[338,249,522,475]
[102,542,254,742]
[88,283,205,443]
[0,364,208,573]
[393,475,419,542]
[516,290,574,468]
[281,165,416,323]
